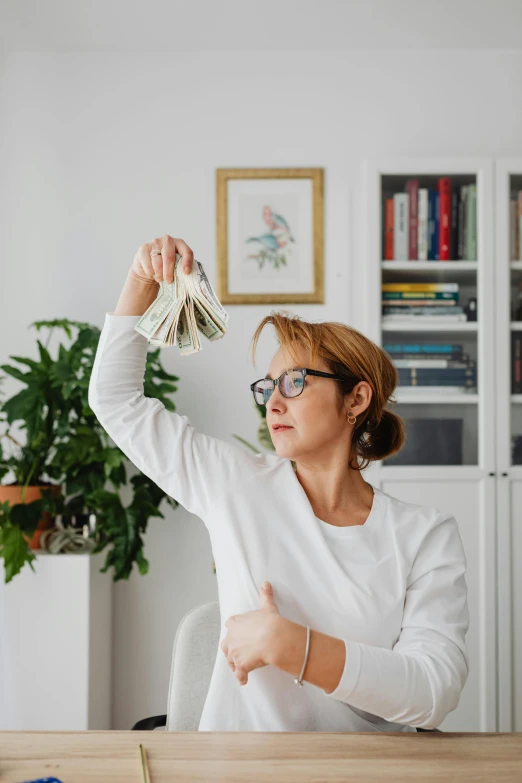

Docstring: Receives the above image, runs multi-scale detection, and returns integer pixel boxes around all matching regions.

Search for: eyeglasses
[250,367,349,406]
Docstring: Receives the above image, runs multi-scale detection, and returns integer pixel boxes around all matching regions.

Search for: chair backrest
[166,600,221,731]
[165,600,442,733]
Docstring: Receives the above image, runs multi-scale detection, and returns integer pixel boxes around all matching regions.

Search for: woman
[88,235,470,733]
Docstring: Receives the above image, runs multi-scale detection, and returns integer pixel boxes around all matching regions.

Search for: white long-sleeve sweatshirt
[88,312,470,732]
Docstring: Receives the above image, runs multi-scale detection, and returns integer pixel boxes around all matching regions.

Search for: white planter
[0,552,112,730]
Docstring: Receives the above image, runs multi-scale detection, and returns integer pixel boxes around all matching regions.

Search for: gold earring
[348,411,357,425]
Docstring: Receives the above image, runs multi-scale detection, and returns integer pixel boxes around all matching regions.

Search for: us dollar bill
[134,253,229,355]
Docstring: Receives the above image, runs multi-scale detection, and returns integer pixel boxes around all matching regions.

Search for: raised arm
[88,235,257,522]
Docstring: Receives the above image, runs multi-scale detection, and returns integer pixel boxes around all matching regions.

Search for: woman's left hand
[221,581,282,686]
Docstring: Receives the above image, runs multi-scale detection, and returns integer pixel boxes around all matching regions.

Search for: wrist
[114,268,160,316]
[263,614,288,667]
[129,266,160,286]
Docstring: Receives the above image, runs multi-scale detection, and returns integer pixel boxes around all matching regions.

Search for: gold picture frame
[216,168,324,304]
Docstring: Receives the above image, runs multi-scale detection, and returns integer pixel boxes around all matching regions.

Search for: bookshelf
[362,158,496,733]
[362,158,495,474]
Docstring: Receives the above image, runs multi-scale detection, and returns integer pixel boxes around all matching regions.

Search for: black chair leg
[132,714,167,731]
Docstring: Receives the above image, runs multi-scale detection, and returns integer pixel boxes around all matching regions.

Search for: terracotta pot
[0,484,62,550]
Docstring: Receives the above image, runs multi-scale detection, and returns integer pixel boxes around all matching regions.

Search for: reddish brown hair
[250,310,405,471]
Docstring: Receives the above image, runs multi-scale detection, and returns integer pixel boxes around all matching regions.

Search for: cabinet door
[495,159,522,732]
[378,474,497,731]
[509,479,522,731]
[504,477,522,732]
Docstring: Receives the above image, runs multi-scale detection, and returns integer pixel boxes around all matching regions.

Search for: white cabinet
[0,553,112,730]
[362,158,500,731]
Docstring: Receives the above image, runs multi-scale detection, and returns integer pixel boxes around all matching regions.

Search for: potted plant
[0,318,182,584]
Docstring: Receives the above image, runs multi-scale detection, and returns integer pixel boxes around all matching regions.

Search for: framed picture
[216,168,324,304]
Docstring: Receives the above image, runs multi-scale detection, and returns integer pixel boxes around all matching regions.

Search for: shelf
[379,465,486,480]
[511,322,522,330]
[511,261,522,270]
[382,261,478,271]
[382,322,478,332]
[512,395,522,403]
[394,391,478,405]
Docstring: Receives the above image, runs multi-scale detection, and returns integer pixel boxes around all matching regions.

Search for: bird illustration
[263,205,295,242]
[245,233,280,252]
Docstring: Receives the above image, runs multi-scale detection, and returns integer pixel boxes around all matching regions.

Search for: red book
[406,179,419,259]
[438,177,452,260]
[384,198,394,260]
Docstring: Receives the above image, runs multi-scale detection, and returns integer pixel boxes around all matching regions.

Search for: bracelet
[293,625,310,687]
[129,267,160,286]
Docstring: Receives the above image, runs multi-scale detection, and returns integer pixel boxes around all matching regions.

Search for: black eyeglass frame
[250,367,353,405]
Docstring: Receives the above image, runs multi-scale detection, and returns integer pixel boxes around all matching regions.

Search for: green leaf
[37,340,53,369]
[0,522,36,583]
[10,499,44,533]
[3,387,43,431]
[0,365,30,384]
[5,356,42,372]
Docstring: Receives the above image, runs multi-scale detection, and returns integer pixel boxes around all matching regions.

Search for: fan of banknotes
[134,253,230,354]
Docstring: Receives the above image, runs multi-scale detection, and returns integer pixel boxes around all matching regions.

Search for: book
[435,190,440,260]
[393,193,409,260]
[398,377,476,388]
[382,314,468,322]
[384,198,394,260]
[512,331,522,394]
[393,359,473,369]
[458,186,466,260]
[382,299,457,307]
[449,186,459,260]
[382,282,459,292]
[515,190,522,261]
[397,386,474,394]
[438,177,451,260]
[428,189,437,261]
[417,188,429,261]
[510,198,518,261]
[384,342,466,361]
[406,179,419,260]
[397,369,476,380]
[384,342,465,356]
[382,306,465,314]
[382,291,459,301]
[466,184,477,260]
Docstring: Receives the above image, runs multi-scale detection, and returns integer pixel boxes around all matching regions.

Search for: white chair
[131,600,440,732]
[132,600,221,731]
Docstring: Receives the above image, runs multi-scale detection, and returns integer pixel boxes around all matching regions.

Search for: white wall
[1,41,521,728]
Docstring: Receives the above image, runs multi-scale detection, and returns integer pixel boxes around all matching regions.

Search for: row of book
[510,191,522,261]
[512,331,522,393]
[385,342,477,393]
[383,178,477,262]
[382,282,468,324]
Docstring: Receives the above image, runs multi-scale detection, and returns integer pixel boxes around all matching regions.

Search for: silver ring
[150,249,162,257]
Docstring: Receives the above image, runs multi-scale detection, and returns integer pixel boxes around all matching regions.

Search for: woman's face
[265,345,370,463]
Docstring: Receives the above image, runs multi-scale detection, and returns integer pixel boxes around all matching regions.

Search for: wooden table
[1,731,522,782]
